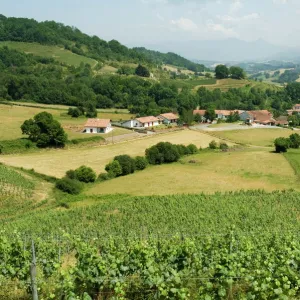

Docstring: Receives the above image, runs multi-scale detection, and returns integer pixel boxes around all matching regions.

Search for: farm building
[275,116,289,126]
[157,113,179,124]
[84,119,112,133]
[122,116,159,128]
[287,104,300,115]
[215,110,244,120]
[239,110,275,125]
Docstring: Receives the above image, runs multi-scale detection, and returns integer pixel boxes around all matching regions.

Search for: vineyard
[2,190,300,298]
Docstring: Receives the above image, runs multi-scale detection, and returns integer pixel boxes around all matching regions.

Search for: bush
[176,145,190,156]
[66,169,77,180]
[114,155,136,175]
[105,160,122,178]
[289,133,300,149]
[209,140,218,149]
[98,172,111,182]
[274,137,290,153]
[146,142,180,165]
[74,166,97,183]
[187,144,198,154]
[135,156,148,170]
[220,142,229,150]
[56,177,83,195]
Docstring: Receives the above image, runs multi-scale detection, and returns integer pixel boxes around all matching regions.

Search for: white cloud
[273,0,288,3]
[229,0,242,13]
[170,17,198,31]
[206,20,239,37]
[156,13,165,21]
[218,13,260,22]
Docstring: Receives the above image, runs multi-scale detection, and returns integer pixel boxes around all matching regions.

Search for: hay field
[0,130,227,177]
[0,104,134,140]
[210,128,293,147]
[88,149,298,196]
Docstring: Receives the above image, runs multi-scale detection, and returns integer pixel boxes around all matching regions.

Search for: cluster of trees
[288,113,300,127]
[276,69,300,84]
[67,103,97,118]
[133,47,208,72]
[215,65,245,80]
[274,133,300,153]
[21,112,67,148]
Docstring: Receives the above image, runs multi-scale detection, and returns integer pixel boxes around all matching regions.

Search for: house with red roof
[157,112,179,124]
[239,110,275,125]
[287,104,300,116]
[122,116,159,128]
[84,119,112,133]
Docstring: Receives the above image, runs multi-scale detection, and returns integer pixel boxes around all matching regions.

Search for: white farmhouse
[84,119,112,134]
[122,116,159,128]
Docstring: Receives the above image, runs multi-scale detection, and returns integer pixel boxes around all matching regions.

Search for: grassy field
[88,149,298,196]
[284,149,300,178]
[210,128,293,147]
[0,104,134,140]
[0,41,97,67]
[0,130,228,177]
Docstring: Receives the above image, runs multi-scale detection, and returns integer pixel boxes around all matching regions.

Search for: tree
[135,156,148,170]
[204,107,216,122]
[274,137,290,153]
[289,133,300,149]
[194,113,203,123]
[215,65,229,79]
[21,112,67,148]
[105,160,122,177]
[209,140,218,149]
[229,66,245,80]
[114,155,136,175]
[146,142,180,165]
[135,64,150,77]
[74,166,97,183]
[85,102,97,118]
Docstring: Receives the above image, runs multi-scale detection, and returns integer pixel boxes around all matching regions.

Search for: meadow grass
[284,149,300,178]
[87,149,298,196]
[0,41,97,67]
[0,130,227,177]
[210,128,293,146]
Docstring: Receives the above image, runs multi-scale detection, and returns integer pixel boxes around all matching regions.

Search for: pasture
[87,149,299,196]
[0,104,134,140]
[210,128,293,147]
[0,41,97,67]
[0,130,227,177]
[284,149,300,177]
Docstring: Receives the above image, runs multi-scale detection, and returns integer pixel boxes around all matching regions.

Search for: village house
[157,113,179,124]
[84,119,112,134]
[122,116,159,128]
[275,116,289,126]
[215,110,244,120]
[239,110,275,125]
[287,104,300,115]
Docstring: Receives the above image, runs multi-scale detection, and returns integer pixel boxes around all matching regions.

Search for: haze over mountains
[138,38,295,63]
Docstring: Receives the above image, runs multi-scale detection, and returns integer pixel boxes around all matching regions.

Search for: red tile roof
[136,116,159,123]
[159,113,179,120]
[84,119,111,128]
[247,110,275,123]
[193,110,206,116]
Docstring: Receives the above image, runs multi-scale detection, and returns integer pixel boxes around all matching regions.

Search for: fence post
[30,240,39,300]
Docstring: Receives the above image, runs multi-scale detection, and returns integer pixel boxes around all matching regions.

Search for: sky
[2,0,300,47]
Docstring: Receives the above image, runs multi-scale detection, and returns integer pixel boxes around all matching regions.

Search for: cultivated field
[210,128,293,147]
[0,130,227,177]
[88,149,298,196]
[0,41,97,67]
[0,104,134,140]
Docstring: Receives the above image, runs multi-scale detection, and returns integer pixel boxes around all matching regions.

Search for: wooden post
[30,240,39,300]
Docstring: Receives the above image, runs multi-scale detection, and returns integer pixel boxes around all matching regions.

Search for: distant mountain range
[138,38,296,63]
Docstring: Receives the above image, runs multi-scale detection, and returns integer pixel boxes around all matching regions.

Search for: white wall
[143,121,159,128]
[84,124,112,133]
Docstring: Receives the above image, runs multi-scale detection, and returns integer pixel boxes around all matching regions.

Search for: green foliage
[114,155,136,176]
[229,66,246,79]
[0,138,37,154]
[135,64,150,77]
[274,137,290,153]
[69,136,104,145]
[146,142,180,165]
[134,156,148,170]
[209,140,218,149]
[194,113,203,123]
[289,133,300,149]
[21,112,67,148]
[226,111,240,123]
[105,160,122,178]
[55,177,83,195]
[98,172,111,182]
[74,166,97,183]
[85,102,97,118]
[220,142,229,150]
[215,64,229,79]
[204,107,216,122]
[67,107,83,118]
[187,144,198,154]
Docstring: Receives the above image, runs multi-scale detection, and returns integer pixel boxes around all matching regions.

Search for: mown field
[0,41,97,67]
[210,128,294,147]
[0,103,134,140]
[88,149,299,196]
[0,130,227,177]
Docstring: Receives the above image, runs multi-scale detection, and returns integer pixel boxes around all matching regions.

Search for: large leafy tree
[21,112,67,147]
[215,65,229,79]
[229,66,245,80]
[135,64,150,78]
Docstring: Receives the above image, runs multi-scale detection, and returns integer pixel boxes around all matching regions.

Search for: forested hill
[0,14,206,71]
[134,47,208,72]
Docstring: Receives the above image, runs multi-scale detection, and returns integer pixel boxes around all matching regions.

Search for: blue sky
[2,0,300,47]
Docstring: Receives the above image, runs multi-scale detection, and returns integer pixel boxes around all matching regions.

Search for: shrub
[209,140,218,149]
[56,177,83,195]
[146,142,180,165]
[176,145,190,156]
[274,137,290,153]
[98,172,111,182]
[66,169,77,180]
[105,160,122,178]
[135,156,148,170]
[187,144,198,154]
[289,133,300,149]
[74,166,97,183]
[114,155,136,175]
[220,142,229,150]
